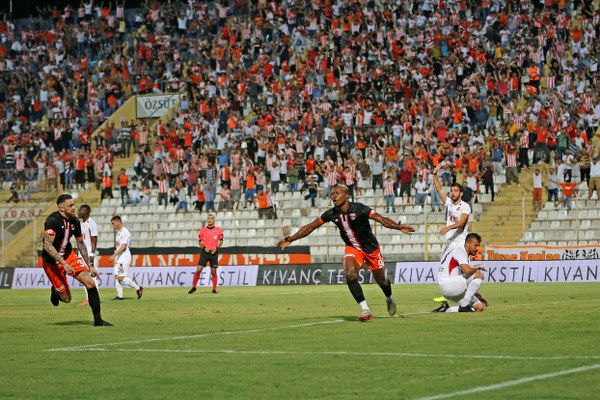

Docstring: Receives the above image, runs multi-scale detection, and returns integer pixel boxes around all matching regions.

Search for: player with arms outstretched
[42,194,112,326]
[278,185,415,321]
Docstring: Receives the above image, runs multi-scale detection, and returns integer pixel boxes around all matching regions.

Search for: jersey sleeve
[453,247,470,265]
[72,218,83,239]
[44,215,60,236]
[118,229,130,246]
[89,219,98,237]
[357,203,374,219]
[319,209,334,224]
[462,202,472,216]
[217,227,224,241]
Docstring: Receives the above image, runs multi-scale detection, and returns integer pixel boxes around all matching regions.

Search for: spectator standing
[480,160,495,202]
[369,153,384,191]
[287,164,299,193]
[118,168,129,206]
[155,174,169,207]
[505,145,520,187]
[101,171,114,201]
[414,174,429,207]
[175,182,188,214]
[218,184,232,211]
[193,182,206,213]
[384,175,396,214]
[588,155,600,200]
[256,188,277,220]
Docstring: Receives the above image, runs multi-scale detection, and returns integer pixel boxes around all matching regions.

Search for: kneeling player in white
[433,232,488,313]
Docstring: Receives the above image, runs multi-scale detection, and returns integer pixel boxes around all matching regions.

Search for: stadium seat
[533,231,545,241]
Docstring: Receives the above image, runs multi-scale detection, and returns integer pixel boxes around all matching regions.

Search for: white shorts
[439,276,483,306]
[114,261,131,277]
[439,276,468,302]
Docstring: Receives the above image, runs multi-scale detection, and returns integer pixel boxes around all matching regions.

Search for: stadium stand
[2,0,600,266]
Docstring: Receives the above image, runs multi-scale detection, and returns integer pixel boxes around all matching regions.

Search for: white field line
[413,363,600,400]
[45,319,345,352]
[51,347,600,362]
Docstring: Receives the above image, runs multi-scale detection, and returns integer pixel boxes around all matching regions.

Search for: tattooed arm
[75,237,97,277]
[43,233,74,275]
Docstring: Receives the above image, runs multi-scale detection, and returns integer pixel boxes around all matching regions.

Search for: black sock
[380,278,393,298]
[86,286,102,321]
[346,279,365,304]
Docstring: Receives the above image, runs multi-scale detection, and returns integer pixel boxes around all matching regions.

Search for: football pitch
[1,283,598,399]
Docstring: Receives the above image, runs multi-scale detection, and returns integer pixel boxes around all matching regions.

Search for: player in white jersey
[433,233,488,313]
[77,205,99,305]
[432,163,471,253]
[109,216,143,300]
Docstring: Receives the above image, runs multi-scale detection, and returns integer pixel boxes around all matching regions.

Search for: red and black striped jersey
[42,211,82,264]
[319,202,379,254]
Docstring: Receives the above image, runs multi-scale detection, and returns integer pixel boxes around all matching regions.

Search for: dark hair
[466,233,482,243]
[111,215,122,223]
[57,194,73,205]
[450,182,463,193]
[79,204,91,213]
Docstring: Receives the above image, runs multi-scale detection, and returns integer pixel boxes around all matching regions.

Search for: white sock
[446,306,459,313]
[115,280,124,298]
[359,300,369,310]
[460,278,482,307]
[386,295,394,301]
[122,277,140,290]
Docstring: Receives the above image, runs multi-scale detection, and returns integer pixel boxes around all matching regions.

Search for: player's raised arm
[432,163,449,203]
[277,217,324,250]
[370,212,415,234]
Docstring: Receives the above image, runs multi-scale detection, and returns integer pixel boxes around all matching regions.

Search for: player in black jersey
[42,194,112,326]
[278,185,415,321]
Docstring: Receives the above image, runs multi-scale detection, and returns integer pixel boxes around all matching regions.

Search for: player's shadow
[49,320,91,326]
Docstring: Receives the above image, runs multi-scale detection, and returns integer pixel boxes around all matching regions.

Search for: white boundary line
[413,363,600,400]
[45,319,345,352]
[51,347,600,362]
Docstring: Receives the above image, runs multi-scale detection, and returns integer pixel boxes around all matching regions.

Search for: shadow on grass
[49,320,91,326]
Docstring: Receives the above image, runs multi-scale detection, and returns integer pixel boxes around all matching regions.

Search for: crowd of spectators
[2,0,600,211]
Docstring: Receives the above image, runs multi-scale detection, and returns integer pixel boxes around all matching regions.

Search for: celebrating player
[42,194,112,326]
[278,185,415,321]
[432,163,471,253]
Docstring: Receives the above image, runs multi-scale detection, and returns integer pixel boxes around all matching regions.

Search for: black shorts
[199,251,218,268]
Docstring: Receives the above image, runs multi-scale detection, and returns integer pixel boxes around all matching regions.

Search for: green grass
[1,283,599,400]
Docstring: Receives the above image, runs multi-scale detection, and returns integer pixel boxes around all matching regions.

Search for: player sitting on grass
[433,232,489,313]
